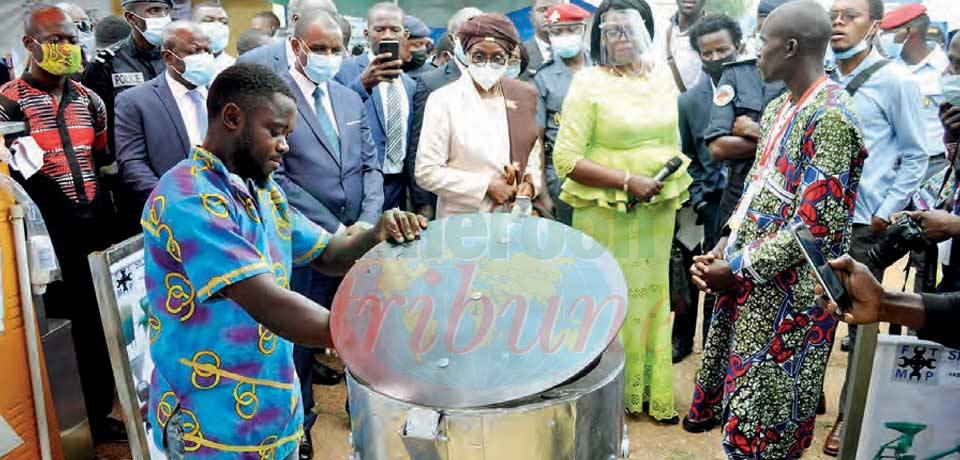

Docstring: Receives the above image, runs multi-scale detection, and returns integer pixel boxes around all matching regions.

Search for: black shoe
[840,335,852,352]
[682,415,718,433]
[312,362,343,386]
[658,415,680,425]
[299,431,313,460]
[91,417,128,443]
[672,341,693,364]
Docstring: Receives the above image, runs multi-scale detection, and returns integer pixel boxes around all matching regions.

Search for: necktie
[312,85,340,159]
[187,89,207,141]
[384,81,404,165]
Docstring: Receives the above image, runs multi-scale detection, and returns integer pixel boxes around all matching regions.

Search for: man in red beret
[533,3,591,225]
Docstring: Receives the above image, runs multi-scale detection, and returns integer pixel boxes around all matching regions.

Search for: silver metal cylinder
[346,345,627,460]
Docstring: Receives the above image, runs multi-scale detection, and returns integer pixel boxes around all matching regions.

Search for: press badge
[112,72,144,88]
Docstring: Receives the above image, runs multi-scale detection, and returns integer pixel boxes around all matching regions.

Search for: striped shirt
[0,75,109,204]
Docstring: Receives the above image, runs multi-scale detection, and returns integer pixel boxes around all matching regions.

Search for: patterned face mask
[32,39,82,76]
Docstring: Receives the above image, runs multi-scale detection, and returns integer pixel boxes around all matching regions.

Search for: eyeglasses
[75,20,92,33]
[599,24,636,40]
[469,52,511,68]
[829,8,865,23]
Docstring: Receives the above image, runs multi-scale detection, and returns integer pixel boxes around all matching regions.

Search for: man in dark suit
[279,10,384,458]
[521,0,561,81]
[235,0,337,75]
[406,6,481,218]
[334,2,415,210]
[671,13,739,363]
[115,21,212,211]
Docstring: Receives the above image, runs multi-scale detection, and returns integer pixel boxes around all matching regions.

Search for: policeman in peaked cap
[82,0,172,237]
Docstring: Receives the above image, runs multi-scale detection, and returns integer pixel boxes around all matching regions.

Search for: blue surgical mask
[199,22,230,54]
[79,30,96,58]
[878,32,905,60]
[132,13,171,47]
[942,75,960,106]
[504,63,521,79]
[832,23,878,60]
[832,38,869,59]
[300,41,343,83]
[453,36,468,65]
[171,52,217,87]
[550,34,583,59]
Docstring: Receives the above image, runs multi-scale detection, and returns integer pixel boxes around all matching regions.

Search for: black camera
[866,213,932,269]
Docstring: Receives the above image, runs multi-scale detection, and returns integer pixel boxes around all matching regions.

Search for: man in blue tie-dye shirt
[142,63,426,460]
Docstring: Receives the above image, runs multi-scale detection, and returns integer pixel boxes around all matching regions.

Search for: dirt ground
[95,260,914,460]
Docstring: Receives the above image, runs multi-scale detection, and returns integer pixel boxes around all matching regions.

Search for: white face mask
[550,33,583,59]
[199,22,230,54]
[133,13,171,46]
[467,65,505,91]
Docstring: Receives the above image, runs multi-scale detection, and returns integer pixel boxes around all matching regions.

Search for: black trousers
[290,266,341,431]
[41,203,116,436]
[672,191,724,349]
[837,224,885,414]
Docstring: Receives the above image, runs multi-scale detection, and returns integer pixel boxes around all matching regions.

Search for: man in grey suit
[115,21,212,212]
[521,0,561,81]
[235,0,337,75]
[406,6,481,218]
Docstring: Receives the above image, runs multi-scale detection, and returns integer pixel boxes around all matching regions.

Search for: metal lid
[331,213,627,408]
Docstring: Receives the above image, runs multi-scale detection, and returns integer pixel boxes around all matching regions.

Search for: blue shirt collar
[838,48,884,83]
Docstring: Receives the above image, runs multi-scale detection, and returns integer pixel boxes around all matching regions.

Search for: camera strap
[844,59,890,97]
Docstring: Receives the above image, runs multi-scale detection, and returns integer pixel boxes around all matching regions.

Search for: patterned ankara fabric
[687,80,867,459]
[143,147,330,459]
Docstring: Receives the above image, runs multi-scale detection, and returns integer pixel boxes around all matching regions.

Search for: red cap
[881,3,927,31]
[545,4,591,26]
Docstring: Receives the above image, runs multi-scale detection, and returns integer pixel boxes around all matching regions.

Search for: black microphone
[629,156,683,209]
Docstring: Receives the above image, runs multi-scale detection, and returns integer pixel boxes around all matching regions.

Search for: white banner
[856,335,960,460]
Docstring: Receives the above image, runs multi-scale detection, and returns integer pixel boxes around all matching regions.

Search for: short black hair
[207,63,295,122]
[253,10,281,29]
[866,0,883,21]
[236,28,272,55]
[94,15,131,47]
[589,0,656,64]
[192,1,222,12]
[367,2,403,24]
[435,33,454,56]
[690,13,742,52]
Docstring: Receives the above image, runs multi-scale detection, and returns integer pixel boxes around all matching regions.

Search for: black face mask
[403,50,429,71]
[703,54,738,81]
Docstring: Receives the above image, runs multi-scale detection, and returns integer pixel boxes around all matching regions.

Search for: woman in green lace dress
[552,0,692,423]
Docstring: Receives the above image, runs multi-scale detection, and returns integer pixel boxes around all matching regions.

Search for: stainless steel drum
[331,213,630,459]
[346,344,627,460]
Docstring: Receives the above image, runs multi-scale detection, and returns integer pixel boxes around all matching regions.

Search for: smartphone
[791,223,852,313]
[377,40,401,69]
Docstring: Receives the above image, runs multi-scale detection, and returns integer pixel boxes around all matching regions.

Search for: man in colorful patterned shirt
[143,63,425,460]
[688,2,867,458]
[0,6,120,441]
